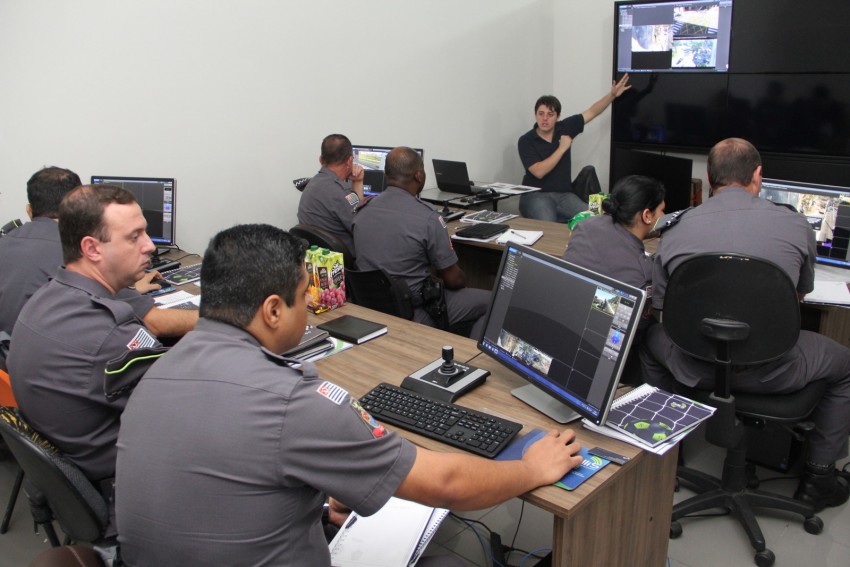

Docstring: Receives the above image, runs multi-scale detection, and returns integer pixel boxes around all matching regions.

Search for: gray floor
[2,433,849,567]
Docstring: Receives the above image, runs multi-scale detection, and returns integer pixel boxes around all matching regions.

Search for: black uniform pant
[413,288,489,339]
[641,326,850,465]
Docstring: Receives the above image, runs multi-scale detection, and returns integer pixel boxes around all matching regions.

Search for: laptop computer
[432,159,491,195]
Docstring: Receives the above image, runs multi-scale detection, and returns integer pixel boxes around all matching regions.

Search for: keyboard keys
[360,383,522,458]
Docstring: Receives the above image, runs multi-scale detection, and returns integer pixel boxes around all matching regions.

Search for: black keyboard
[454,223,510,240]
[360,383,522,458]
[162,263,202,285]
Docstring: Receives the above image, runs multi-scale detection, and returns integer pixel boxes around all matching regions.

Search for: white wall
[0,0,554,254]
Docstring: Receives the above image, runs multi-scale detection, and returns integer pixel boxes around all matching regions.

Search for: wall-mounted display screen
[615,0,734,73]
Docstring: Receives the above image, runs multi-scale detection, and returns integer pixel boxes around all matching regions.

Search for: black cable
[509,500,526,552]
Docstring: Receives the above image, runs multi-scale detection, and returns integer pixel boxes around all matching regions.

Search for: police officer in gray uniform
[641,138,850,511]
[297,133,365,256]
[353,147,490,338]
[115,224,583,567]
[9,185,167,486]
[563,175,665,383]
[0,167,195,342]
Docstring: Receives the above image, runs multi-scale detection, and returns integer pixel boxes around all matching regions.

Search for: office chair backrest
[345,269,415,320]
[663,253,800,365]
[290,223,355,268]
[0,408,108,543]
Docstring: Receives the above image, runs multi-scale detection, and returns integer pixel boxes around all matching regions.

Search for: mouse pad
[495,428,610,490]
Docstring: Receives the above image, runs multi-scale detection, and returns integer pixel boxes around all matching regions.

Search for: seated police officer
[352,147,490,338]
[115,224,582,566]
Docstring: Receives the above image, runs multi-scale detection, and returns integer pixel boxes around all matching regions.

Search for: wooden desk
[448,216,571,289]
[310,303,676,567]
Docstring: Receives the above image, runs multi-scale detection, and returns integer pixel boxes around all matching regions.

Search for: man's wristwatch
[322,502,330,526]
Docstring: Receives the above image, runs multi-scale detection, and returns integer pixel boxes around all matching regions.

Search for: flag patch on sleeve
[438,215,448,229]
[126,328,157,350]
[345,193,360,206]
[317,381,348,405]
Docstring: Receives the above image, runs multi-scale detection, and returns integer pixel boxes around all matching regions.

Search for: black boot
[794,464,850,512]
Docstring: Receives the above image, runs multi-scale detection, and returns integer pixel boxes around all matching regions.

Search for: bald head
[385,147,425,194]
[707,137,762,193]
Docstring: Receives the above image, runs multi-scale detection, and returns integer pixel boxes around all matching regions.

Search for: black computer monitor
[611,147,694,213]
[90,175,176,248]
[352,145,425,196]
[477,245,646,424]
[760,178,850,269]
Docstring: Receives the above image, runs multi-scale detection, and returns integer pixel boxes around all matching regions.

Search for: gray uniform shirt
[0,217,154,335]
[563,213,654,326]
[116,318,416,567]
[8,268,160,481]
[653,186,817,309]
[353,186,457,294]
[297,167,360,255]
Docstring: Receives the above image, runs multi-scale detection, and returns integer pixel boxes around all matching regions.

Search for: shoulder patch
[438,215,448,229]
[654,208,692,234]
[316,381,348,405]
[126,327,157,350]
[345,193,360,207]
[350,398,387,438]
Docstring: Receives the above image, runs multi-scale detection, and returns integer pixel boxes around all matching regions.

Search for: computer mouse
[150,276,167,287]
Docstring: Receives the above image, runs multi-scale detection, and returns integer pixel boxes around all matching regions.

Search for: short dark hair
[320,134,353,166]
[384,147,423,186]
[199,224,308,328]
[602,175,666,227]
[59,185,138,263]
[535,95,561,115]
[707,137,762,191]
[27,167,82,219]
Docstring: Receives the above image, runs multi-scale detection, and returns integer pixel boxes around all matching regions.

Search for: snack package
[305,245,321,305]
[308,249,346,313]
[588,193,606,215]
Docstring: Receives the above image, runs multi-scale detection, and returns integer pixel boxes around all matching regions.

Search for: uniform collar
[53,267,116,298]
[316,167,350,191]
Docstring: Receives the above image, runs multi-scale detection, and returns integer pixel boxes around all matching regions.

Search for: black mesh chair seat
[0,408,108,546]
[345,268,415,321]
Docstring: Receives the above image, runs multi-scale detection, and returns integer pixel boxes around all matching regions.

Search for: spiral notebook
[328,497,448,567]
[582,384,715,449]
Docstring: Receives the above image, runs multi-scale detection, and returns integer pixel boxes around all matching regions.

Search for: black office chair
[0,408,110,548]
[345,268,416,320]
[292,177,312,192]
[662,253,823,567]
[289,223,355,269]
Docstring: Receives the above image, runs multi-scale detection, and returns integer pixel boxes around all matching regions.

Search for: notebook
[582,384,716,448]
[328,497,448,567]
[317,315,387,344]
[432,159,491,195]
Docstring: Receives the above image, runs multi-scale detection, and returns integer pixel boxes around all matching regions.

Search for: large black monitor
[351,145,425,196]
[615,0,734,73]
[90,175,176,247]
[477,245,646,424]
[610,147,694,213]
[760,178,850,269]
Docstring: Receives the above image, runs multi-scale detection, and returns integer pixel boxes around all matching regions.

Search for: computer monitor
[352,145,425,196]
[760,178,850,269]
[614,0,734,73]
[90,175,176,248]
[477,245,646,424]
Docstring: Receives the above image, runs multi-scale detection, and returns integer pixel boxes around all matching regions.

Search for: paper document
[154,291,200,309]
[497,230,543,245]
[803,280,850,306]
[483,182,542,195]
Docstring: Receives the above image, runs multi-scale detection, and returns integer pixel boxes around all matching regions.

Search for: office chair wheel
[803,515,824,534]
[754,548,775,567]
[669,521,683,539]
